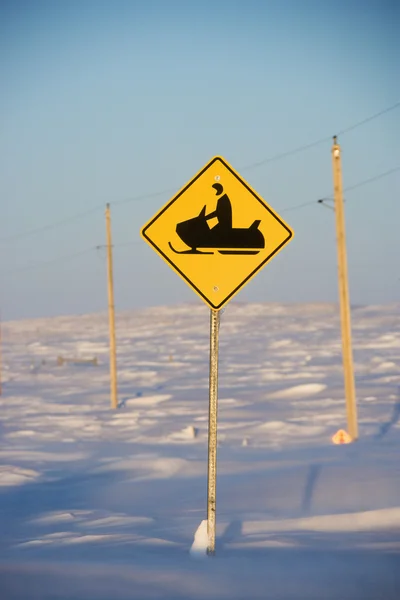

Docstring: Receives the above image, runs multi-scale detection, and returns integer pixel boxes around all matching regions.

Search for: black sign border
[141,156,293,310]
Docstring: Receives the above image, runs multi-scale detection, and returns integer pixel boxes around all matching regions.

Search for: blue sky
[1,0,399,319]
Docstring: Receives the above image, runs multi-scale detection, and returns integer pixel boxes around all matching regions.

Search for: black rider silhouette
[169,184,264,255]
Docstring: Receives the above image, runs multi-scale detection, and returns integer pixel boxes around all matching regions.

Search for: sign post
[207,309,220,555]
[141,156,294,554]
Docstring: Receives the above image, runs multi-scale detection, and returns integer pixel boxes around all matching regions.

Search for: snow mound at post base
[190,520,208,558]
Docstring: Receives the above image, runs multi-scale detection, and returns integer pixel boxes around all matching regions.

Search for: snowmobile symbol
[168,183,265,255]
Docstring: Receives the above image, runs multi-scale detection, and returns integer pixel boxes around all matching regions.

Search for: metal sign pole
[207,308,220,555]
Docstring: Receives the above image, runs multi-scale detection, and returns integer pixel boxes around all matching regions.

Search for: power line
[240,137,331,172]
[0,190,179,246]
[0,206,103,245]
[99,164,400,243]
[0,101,398,245]
[2,164,399,276]
[343,165,400,194]
[318,165,400,203]
[113,240,142,248]
[336,102,400,137]
[2,247,96,276]
[240,101,400,172]
[0,191,175,245]
[110,100,400,202]
[1,241,143,277]
[1,162,398,277]
[112,187,177,207]
[281,165,400,212]
[116,100,400,203]
[281,200,317,213]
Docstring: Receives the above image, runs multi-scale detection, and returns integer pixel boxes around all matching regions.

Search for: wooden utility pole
[331,136,358,440]
[105,203,118,409]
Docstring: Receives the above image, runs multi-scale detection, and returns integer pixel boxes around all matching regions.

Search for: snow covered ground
[0,302,399,599]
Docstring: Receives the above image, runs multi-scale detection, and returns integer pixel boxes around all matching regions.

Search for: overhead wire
[316,165,400,204]
[240,101,400,172]
[112,187,178,207]
[342,165,400,194]
[112,240,142,248]
[2,162,399,277]
[2,247,96,276]
[335,102,400,137]
[274,165,400,213]
[281,200,317,213]
[79,164,400,250]
[1,101,398,245]
[240,136,331,172]
[0,241,145,277]
[0,206,103,245]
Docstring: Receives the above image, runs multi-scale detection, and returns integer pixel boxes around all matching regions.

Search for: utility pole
[105,204,118,409]
[332,136,358,441]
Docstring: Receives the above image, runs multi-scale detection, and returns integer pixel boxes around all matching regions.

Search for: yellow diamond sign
[141,156,294,310]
